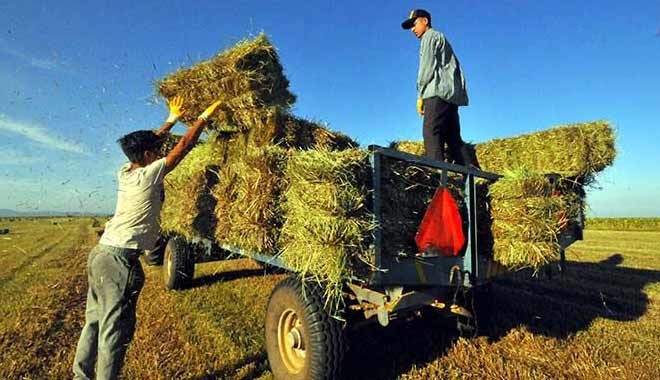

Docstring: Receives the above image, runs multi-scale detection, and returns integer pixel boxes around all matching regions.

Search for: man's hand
[166,96,185,124]
[197,100,222,121]
[417,98,424,116]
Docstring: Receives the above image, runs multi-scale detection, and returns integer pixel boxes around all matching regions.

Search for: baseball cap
[401,9,431,29]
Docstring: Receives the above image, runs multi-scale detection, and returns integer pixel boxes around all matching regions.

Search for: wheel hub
[277,308,306,373]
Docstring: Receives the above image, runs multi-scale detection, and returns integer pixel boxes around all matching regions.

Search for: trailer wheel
[265,277,344,380]
[163,237,194,290]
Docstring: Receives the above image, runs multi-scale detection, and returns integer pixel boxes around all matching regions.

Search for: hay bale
[389,140,425,156]
[476,121,616,178]
[161,133,240,239]
[492,239,561,269]
[283,115,358,150]
[390,121,616,179]
[211,145,289,254]
[487,169,586,270]
[278,148,373,302]
[157,33,295,130]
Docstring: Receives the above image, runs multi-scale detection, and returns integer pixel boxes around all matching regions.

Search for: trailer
[150,145,583,380]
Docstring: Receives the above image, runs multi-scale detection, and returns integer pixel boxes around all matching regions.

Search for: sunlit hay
[278,148,373,305]
[487,168,554,199]
[161,133,238,240]
[490,198,564,242]
[389,140,425,156]
[203,107,358,151]
[487,169,568,270]
[211,145,289,254]
[157,33,295,131]
[475,121,616,178]
[390,121,616,180]
[492,239,561,270]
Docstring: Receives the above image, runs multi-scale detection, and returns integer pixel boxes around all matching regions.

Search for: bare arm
[163,99,221,175]
[155,121,175,137]
[164,118,206,174]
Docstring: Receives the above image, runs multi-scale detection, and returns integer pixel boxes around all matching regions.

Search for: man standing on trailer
[402,9,471,166]
[72,96,222,380]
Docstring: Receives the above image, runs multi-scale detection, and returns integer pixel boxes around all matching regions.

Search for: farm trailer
[149,146,583,380]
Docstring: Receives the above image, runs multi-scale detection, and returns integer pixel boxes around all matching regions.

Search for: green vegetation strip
[586,218,660,231]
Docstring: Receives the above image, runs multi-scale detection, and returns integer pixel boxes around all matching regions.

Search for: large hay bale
[211,145,289,254]
[278,148,373,302]
[487,169,585,270]
[157,34,295,130]
[390,121,616,179]
[161,133,241,239]
[476,121,615,177]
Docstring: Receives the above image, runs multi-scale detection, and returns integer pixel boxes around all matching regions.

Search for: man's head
[401,9,431,38]
[117,130,163,166]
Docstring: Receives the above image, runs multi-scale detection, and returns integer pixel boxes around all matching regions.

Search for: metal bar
[469,174,479,284]
[189,235,292,270]
[368,145,501,181]
[462,175,473,286]
[369,148,384,284]
[217,242,290,269]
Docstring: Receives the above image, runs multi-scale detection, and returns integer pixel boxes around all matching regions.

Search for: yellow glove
[166,96,185,123]
[198,100,222,121]
[416,98,424,116]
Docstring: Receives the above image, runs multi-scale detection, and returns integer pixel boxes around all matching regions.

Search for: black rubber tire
[265,277,345,380]
[163,237,195,290]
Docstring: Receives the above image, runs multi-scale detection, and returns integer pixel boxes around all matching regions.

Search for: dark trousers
[422,97,468,166]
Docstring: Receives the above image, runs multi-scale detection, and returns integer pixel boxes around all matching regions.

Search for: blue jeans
[73,244,145,380]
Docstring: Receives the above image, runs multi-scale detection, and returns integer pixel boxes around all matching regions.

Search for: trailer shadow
[188,268,267,289]
[341,253,660,380]
[484,253,660,340]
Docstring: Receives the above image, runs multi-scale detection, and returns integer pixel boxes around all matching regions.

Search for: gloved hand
[198,100,222,121]
[417,98,424,116]
[166,96,185,123]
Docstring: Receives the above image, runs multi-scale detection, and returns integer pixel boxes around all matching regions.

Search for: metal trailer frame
[174,145,582,327]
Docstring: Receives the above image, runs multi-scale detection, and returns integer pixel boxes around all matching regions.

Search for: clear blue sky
[0,1,658,216]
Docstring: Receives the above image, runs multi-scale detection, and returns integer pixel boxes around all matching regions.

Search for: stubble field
[0,217,658,379]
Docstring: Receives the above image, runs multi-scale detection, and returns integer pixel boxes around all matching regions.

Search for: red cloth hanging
[415,187,465,256]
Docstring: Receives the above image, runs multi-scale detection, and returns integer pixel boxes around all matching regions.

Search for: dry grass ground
[0,218,658,379]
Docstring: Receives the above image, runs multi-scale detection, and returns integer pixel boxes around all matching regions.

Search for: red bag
[415,187,465,256]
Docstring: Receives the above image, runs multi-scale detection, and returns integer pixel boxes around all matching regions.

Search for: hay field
[0,218,658,379]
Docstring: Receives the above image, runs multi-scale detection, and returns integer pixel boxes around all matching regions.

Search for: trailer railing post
[369,147,383,284]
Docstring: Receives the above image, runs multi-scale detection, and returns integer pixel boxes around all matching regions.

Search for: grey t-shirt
[100,157,166,250]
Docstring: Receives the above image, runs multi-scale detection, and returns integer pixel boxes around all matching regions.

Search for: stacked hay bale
[158,34,357,255]
[160,132,237,240]
[157,34,295,130]
[211,145,289,254]
[278,149,373,302]
[391,121,615,270]
[488,169,568,269]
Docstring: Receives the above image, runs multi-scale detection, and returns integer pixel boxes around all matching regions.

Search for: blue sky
[0,0,658,216]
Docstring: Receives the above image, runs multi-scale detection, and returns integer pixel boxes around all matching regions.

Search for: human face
[410,17,429,39]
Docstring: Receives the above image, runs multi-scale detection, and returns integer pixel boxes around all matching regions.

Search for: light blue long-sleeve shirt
[417,28,469,106]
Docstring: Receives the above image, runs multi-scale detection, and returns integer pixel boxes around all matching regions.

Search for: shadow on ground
[188,268,268,289]
[340,253,660,379]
